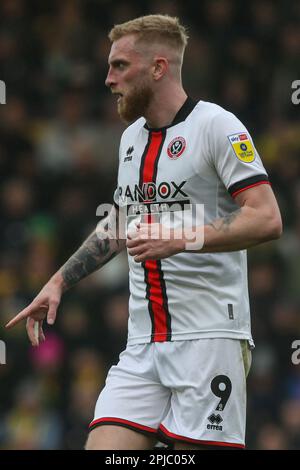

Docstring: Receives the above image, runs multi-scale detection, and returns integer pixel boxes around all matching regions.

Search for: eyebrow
[108,59,130,67]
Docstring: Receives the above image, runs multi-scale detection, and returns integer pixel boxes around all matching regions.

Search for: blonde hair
[108,14,189,52]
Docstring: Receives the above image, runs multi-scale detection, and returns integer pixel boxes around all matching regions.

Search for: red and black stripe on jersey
[139,129,172,342]
[228,174,270,198]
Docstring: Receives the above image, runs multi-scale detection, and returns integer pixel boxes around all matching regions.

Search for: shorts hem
[89,417,158,438]
[127,332,253,345]
[158,424,245,449]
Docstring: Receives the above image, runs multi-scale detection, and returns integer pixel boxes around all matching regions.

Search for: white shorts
[89,338,252,448]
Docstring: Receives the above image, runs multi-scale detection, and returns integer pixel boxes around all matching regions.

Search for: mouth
[113,92,123,103]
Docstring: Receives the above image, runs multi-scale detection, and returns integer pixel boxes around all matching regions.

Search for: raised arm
[5,205,125,345]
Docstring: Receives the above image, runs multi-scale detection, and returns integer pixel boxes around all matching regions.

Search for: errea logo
[124,146,134,162]
[207,413,223,431]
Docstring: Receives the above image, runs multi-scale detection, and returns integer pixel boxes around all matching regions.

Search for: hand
[126,222,184,263]
[5,274,65,347]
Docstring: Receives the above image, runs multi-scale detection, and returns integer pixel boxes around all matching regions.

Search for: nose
[105,66,116,88]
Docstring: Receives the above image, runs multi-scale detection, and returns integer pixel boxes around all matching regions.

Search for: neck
[145,85,188,129]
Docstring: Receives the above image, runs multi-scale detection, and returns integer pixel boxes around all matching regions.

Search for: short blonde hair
[108,14,189,52]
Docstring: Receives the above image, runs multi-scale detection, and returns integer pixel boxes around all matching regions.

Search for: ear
[152,57,168,80]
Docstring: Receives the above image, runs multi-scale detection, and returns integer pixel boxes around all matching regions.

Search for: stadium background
[0,0,299,449]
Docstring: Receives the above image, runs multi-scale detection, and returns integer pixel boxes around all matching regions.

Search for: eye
[113,61,128,70]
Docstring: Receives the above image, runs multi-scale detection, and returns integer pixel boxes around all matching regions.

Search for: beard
[117,80,153,124]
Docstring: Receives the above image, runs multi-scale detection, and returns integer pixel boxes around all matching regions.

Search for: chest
[117,125,208,206]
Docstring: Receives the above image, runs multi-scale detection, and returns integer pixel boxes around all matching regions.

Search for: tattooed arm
[61,206,125,289]
[5,205,126,345]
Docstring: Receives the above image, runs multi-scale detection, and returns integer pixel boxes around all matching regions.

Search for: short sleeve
[209,111,270,198]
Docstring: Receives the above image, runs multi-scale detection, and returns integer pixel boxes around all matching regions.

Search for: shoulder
[192,102,248,148]
[191,100,239,126]
[120,117,146,142]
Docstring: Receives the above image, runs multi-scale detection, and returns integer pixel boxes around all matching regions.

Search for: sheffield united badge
[167,137,186,159]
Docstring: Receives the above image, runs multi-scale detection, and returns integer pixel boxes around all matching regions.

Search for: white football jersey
[114,99,269,346]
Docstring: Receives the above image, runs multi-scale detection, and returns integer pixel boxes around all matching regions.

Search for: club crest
[167,137,186,159]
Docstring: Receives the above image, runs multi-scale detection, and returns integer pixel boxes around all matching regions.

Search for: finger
[47,300,58,325]
[126,237,143,248]
[39,320,46,343]
[134,250,160,262]
[5,305,34,329]
[133,249,151,262]
[134,253,146,263]
[34,321,39,346]
[26,317,39,347]
[128,246,145,257]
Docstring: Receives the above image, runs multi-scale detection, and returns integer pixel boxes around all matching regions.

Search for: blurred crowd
[0,0,299,450]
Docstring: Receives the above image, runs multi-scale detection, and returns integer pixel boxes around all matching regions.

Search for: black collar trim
[143,96,198,132]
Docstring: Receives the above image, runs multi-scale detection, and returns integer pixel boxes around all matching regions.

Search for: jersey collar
[143,96,198,132]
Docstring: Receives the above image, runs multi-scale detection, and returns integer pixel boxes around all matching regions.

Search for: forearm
[55,208,125,290]
[182,206,281,254]
[60,231,124,290]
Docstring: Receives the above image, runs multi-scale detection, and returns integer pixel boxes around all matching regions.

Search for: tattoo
[209,208,242,233]
[61,209,125,289]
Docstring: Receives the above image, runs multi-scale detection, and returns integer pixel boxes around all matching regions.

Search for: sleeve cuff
[228,174,270,198]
